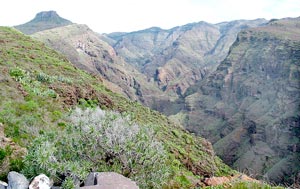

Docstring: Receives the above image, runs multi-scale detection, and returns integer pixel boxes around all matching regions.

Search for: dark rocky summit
[15,11,72,34]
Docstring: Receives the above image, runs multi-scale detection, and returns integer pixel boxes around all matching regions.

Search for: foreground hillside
[178,17,300,184]
[0,27,235,188]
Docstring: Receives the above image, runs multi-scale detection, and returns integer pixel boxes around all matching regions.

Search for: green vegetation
[0,146,12,163]
[0,26,234,188]
[23,107,170,188]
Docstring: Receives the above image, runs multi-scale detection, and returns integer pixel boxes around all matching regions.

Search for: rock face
[7,171,29,189]
[29,174,51,189]
[82,172,139,189]
[106,19,266,99]
[15,11,72,35]
[180,17,300,184]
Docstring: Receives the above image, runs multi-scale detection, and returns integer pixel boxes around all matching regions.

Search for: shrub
[61,177,76,189]
[22,107,170,188]
[9,67,26,80]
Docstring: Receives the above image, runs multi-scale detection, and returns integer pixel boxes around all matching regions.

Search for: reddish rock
[204,176,230,186]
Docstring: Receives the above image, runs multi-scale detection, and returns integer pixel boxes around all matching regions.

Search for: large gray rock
[82,172,139,189]
[7,171,29,189]
[84,172,98,186]
[0,180,8,189]
[29,174,51,189]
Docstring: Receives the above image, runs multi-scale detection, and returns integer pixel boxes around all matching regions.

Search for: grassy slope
[0,27,234,188]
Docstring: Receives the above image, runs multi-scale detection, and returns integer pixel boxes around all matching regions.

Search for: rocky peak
[31,11,70,24]
[15,11,72,34]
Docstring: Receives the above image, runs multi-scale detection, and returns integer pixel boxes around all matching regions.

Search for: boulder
[81,172,139,189]
[84,172,98,186]
[0,180,8,189]
[7,171,29,189]
[29,174,51,189]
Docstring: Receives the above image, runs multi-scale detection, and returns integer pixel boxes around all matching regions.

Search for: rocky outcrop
[0,181,8,189]
[1,172,139,189]
[204,174,259,186]
[181,17,300,184]
[15,11,72,35]
[29,174,51,189]
[7,171,29,189]
[82,172,139,189]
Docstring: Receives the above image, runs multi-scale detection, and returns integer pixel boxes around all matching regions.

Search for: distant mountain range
[14,11,300,185]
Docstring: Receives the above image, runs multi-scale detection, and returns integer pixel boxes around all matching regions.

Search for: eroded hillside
[179,17,300,184]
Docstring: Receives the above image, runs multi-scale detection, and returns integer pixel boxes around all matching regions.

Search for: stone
[29,174,51,189]
[81,172,139,189]
[7,171,29,189]
[84,172,98,186]
[0,180,8,189]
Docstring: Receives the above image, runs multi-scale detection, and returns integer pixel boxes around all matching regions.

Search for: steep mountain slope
[0,26,234,188]
[15,11,72,34]
[106,19,266,98]
[178,17,300,184]
[31,24,165,106]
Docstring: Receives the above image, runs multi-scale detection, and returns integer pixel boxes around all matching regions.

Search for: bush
[9,67,26,79]
[22,107,170,188]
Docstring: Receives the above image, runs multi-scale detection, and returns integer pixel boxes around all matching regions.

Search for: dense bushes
[22,107,170,188]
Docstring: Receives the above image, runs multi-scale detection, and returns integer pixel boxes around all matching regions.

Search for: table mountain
[15,11,72,35]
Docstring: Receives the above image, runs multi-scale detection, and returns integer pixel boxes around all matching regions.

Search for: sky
[0,0,299,33]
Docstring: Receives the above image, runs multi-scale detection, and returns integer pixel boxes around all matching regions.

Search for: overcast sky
[1,0,299,33]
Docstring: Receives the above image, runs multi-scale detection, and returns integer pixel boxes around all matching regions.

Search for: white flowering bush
[22,107,169,188]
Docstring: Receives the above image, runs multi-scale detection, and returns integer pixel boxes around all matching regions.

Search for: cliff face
[181,17,300,184]
[107,19,266,98]
[15,11,72,35]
